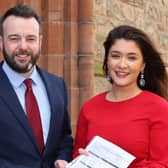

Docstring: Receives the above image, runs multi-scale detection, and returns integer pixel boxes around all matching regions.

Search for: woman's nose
[118,58,128,68]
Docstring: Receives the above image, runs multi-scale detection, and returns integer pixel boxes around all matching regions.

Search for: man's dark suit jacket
[0,62,73,168]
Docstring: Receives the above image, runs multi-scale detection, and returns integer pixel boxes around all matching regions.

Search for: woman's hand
[54,160,68,168]
[54,148,88,168]
[78,148,89,156]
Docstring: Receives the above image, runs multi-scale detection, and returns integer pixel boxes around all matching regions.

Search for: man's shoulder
[37,66,63,81]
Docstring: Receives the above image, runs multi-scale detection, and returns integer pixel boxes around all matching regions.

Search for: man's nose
[19,38,28,50]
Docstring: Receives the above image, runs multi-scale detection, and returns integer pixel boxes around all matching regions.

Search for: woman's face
[107,38,145,89]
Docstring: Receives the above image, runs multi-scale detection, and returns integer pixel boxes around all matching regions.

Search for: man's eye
[27,38,36,42]
[28,38,35,41]
[9,37,20,41]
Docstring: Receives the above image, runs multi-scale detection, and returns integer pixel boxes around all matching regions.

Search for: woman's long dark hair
[103,25,168,99]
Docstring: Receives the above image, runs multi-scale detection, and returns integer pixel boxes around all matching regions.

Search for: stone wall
[93,0,168,94]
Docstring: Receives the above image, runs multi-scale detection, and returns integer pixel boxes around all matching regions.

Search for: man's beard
[2,47,40,73]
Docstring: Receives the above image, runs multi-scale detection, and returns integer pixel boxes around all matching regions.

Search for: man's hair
[0,4,42,35]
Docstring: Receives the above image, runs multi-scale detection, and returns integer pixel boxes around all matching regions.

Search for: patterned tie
[24,79,44,152]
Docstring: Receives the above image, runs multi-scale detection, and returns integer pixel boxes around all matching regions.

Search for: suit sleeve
[55,80,73,162]
[0,159,30,168]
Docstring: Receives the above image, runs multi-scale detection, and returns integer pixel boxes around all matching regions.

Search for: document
[66,136,135,168]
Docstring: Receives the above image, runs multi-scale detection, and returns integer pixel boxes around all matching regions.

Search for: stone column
[78,0,94,107]
[64,0,94,135]
[41,0,65,76]
[64,0,79,135]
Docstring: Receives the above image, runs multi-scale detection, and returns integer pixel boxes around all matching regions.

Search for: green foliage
[94,63,104,76]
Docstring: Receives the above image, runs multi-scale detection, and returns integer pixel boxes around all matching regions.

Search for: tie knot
[24,79,32,89]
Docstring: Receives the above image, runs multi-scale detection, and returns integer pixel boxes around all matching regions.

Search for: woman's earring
[107,75,111,81]
[139,71,145,87]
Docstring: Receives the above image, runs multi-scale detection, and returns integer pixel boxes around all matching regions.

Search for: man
[0,4,73,168]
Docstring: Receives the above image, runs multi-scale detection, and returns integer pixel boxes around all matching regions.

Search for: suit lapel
[0,66,41,153]
[37,68,60,153]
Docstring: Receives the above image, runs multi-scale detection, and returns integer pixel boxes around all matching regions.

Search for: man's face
[0,15,42,75]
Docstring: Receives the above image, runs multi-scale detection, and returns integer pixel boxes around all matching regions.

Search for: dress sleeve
[130,160,167,168]
[73,106,88,158]
[130,101,168,167]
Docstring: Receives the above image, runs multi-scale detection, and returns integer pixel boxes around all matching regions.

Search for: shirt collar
[2,61,39,88]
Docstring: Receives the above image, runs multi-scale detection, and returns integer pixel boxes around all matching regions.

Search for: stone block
[64,23,78,55]
[64,0,78,21]
[78,23,94,53]
[42,22,64,54]
[47,55,64,76]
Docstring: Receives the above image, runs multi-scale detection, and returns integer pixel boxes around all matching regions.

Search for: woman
[73,25,168,167]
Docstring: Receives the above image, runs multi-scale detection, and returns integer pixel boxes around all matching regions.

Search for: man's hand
[54,160,68,168]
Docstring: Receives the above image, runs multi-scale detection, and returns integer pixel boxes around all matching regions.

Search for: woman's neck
[106,85,142,102]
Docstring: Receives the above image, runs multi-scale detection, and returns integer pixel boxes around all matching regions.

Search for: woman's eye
[111,54,120,58]
[128,56,137,60]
